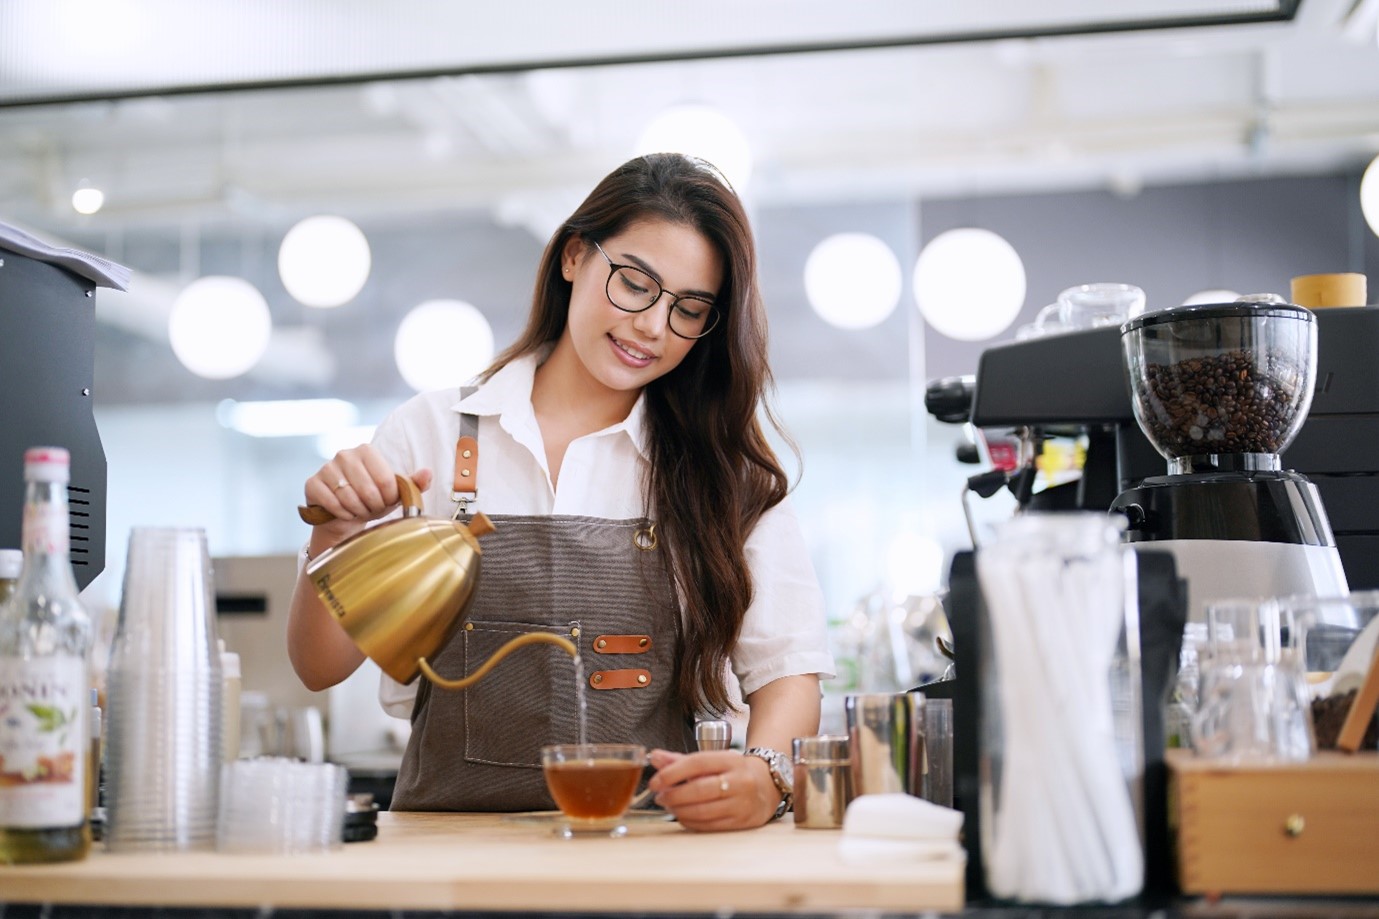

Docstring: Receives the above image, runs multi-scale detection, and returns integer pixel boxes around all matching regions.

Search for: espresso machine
[928,298,1379,900]
[941,300,1379,611]
[1108,300,1348,620]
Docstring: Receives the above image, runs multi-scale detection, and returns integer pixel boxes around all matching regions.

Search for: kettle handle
[298,474,424,526]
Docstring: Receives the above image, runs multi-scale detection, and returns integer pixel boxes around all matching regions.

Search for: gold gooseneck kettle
[298,475,576,689]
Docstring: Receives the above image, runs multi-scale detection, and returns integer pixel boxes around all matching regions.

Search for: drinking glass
[540,743,646,838]
[1193,597,1315,762]
[1190,660,1314,762]
[103,527,223,851]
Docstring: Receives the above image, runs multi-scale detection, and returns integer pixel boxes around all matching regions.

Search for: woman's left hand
[645,749,781,831]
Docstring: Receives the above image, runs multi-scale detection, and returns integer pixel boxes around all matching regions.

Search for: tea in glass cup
[540,743,645,834]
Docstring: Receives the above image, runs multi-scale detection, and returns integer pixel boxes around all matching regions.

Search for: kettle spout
[418,631,578,691]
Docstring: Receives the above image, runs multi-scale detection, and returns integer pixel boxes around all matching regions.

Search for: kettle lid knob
[466,512,495,538]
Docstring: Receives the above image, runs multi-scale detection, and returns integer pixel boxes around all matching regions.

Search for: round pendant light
[1361,154,1379,238]
[913,228,1026,341]
[278,215,372,308]
[168,276,272,379]
[635,104,752,193]
[394,299,495,392]
[804,233,902,330]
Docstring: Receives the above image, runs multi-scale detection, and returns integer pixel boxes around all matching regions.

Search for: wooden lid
[1290,272,1368,308]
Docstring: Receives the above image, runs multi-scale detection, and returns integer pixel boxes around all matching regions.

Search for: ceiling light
[394,299,495,393]
[804,233,901,330]
[278,215,372,308]
[635,104,752,193]
[913,229,1026,342]
[1362,154,1379,238]
[71,185,104,215]
[216,399,360,438]
[168,276,272,379]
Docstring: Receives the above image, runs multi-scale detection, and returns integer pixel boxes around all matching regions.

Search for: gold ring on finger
[718,776,730,797]
[334,478,351,491]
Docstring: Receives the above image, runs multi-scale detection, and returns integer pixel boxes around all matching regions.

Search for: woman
[287,153,833,831]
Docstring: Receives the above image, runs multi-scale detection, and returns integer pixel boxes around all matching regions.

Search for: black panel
[1307,305,1379,416]
[970,325,1134,428]
[215,594,269,616]
[1336,533,1379,593]
[0,250,107,588]
[1284,416,1379,473]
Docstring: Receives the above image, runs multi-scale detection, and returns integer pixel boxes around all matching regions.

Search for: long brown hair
[484,153,793,714]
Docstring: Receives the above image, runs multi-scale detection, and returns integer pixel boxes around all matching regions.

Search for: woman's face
[560,219,723,394]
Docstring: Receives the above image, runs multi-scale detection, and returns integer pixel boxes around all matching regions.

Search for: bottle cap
[23,446,71,484]
[0,548,21,579]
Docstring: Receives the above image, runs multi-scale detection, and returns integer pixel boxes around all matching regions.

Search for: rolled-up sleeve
[730,495,836,697]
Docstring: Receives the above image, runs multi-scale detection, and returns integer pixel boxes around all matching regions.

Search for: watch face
[747,748,793,796]
[775,754,794,789]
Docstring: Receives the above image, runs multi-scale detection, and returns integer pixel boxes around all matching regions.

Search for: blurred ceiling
[2,0,1379,405]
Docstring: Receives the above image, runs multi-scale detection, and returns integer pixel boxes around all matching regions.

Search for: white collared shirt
[371,351,835,717]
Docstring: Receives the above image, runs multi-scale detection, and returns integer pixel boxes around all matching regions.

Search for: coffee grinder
[1110,300,1348,620]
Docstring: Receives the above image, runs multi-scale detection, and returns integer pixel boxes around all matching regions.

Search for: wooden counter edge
[0,814,966,913]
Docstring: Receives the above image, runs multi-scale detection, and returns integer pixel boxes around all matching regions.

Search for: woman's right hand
[303,444,433,538]
[293,443,434,692]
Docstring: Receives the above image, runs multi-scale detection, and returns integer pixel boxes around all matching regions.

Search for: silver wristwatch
[744,747,794,819]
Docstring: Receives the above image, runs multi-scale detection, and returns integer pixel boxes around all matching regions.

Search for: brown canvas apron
[390,410,694,811]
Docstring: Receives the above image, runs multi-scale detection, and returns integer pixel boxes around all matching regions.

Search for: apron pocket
[460,619,580,768]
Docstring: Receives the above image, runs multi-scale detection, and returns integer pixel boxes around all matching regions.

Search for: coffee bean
[1135,348,1301,456]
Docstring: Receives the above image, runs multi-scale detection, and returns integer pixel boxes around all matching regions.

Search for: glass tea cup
[1193,597,1315,763]
[540,743,647,837]
[1189,659,1315,763]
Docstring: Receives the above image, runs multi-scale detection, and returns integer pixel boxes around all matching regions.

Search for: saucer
[502,810,673,838]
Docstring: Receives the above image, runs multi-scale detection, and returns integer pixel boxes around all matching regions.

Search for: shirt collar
[451,348,651,460]
[452,350,540,418]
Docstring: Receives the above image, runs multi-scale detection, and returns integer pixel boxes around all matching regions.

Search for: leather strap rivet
[570,627,581,638]
[596,639,607,650]
[638,637,648,648]
[461,468,472,477]
[462,449,472,459]
[637,673,648,684]
[464,622,474,631]
[591,673,603,685]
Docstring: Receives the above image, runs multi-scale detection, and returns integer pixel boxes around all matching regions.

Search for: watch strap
[744,747,793,818]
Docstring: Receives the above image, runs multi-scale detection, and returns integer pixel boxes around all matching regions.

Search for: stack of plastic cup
[217,759,348,854]
[103,527,224,851]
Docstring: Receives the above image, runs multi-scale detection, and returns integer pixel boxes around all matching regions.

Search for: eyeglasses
[592,240,721,339]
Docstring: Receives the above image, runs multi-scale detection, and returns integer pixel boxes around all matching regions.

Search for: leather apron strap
[451,388,478,519]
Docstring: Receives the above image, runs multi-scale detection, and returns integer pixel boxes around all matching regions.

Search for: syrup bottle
[0,447,93,864]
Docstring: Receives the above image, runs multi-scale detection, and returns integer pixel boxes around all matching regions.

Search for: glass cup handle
[628,753,657,809]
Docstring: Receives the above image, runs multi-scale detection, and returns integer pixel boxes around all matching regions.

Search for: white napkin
[838,793,965,864]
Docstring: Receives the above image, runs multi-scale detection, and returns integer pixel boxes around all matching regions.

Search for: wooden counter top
[1,811,965,913]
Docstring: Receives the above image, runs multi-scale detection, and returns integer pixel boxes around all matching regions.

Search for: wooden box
[1167,749,1379,896]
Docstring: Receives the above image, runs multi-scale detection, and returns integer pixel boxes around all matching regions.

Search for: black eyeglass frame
[591,240,721,340]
